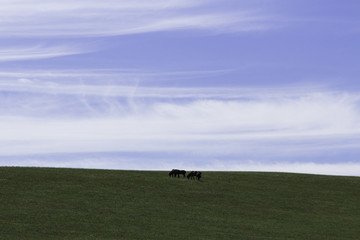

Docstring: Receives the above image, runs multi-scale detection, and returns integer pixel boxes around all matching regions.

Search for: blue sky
[1,0,360,175]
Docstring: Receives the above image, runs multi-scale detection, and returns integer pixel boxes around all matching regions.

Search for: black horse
[187,171,196,180]
[169,169,177,177]
[169,169,186,178]
[187,171,202,180]
[196,171,202,180]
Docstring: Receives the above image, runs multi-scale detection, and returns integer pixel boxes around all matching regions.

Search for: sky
[1,0,360,176]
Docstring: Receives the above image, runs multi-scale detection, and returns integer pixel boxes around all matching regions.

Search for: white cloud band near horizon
[1,157,360,177]
[1,80,359,175]
[0,89,360,157]
[1,67,359,176]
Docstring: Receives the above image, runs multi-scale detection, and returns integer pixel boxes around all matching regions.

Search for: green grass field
[0,167,359,239]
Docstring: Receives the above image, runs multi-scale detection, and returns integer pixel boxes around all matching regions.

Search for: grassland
[0,167,359,239]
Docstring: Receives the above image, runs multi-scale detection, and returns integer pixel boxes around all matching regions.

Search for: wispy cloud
[0,68,234,82]
[0,0,277,37]
[0,44,94,61]
[0,68,334,99]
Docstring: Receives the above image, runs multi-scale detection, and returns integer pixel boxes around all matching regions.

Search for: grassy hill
[0,167,359,240]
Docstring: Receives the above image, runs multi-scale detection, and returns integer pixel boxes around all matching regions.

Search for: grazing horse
[196,171,202,180]
[169,169,186,178]
[187,171,196,180]
[187,171,202,180]
[169,169,178,177]
[175,170,186,178]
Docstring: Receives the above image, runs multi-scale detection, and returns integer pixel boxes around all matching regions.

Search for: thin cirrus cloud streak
[0,44,93,62]
[0,81,328,99]
[0,68,235,83]
[0,0,276,37]
[0,70,337,100]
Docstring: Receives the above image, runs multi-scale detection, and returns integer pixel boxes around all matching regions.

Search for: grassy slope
[0,167,359,240]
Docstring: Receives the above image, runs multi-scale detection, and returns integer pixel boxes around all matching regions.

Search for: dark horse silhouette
[187,171,202,180]
[169,169,186,178]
